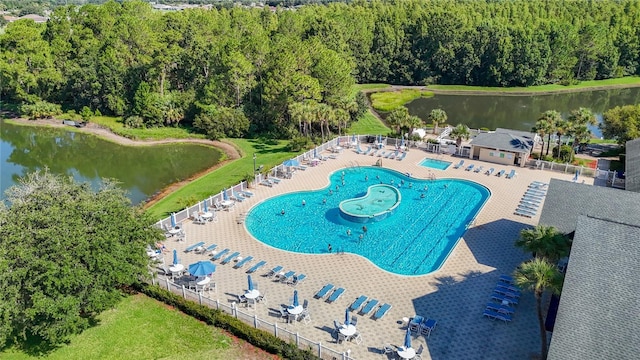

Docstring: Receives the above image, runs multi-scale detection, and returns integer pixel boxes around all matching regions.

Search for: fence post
[216,299,220,310]
[296,332,299,346]
[254,314,258,328]
[182,285,186,299]
[318,342,322,358]
[166,278,170,291]
[198,292,202,305]
[274,322,278,337]
[231,302,237,317]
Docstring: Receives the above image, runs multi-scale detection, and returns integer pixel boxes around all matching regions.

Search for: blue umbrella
[345,308,351,326]
[293,290,299,307]
[223,188,228,201]
[352,134,356,143]
[172,249,179,266]
[203,200,208,213]
[188,260,217,277]
[313,148,318,159]
[248,275,254,291]
[170,213,176,228]
[283,159,299,167]
[401,137,405,147]
[337,137,341,146]
[404,327,412,349]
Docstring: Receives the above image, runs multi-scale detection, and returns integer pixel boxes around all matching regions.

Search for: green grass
[348,110,390,135]
[88,116,207,141]
[350,83,390,97]
[146,138,298,219]
[1,295,244,360]
[588,138,618,144]
[427,76,640,93]
[369,89,434,112]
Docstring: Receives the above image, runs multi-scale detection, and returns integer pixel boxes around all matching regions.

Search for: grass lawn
[589,138,618,144]
[1,294,265,360]
[427,76,640,93]
[369,89,434,112]
[348,110,390,135]
[350,83,390,97]
[85,116,207,141]
[146,138,298,219]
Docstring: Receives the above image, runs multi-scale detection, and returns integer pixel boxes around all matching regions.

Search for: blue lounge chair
[265,265,283,278]
[185,242,206,252]
[515,209,535,218]
[384,151,393,159]
[246,260,266,273]
[260,180,273,187]
[288,273,306,286]
[453,160,465,169]
[373,303,392,320]
[359,299,379,315]
[231,192,245,202]
[499,275,514,284]
[465,164,474,171]
[234,256,253,269]
[485,302,515,315]
[496,169,506,177]
[278,270,295,283]
[518,203,538,212]
[211,248,230,261]
[377,151,386,158]
[493,287,521,299]
[239,190,254,198]
[221,252,240,265]
[491,293,518,306]
[349,295,368,312]
[522,195,543,202]
[506,169,516,179]
[483,308,512,323]
[474,165,483,173]
[496,283,521,293]
[526,189,546,196]
[315,283,334,299]
[485,168,495,176]
[531,181,548,187]
[327,287,345,303]
[204,244,217,253]
[397,152,407,161]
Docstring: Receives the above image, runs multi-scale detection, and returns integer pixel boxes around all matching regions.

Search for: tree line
[2,0,640,140]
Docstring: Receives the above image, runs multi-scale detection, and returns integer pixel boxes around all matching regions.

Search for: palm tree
[554,117,572,160]
[427,108,447,134]
[536,111,560,156]
[449,123,471,147]
[386,107,409,136]
[568,107,597,148]
[514,258,564,360]
[404,115,424,139]
[515,225,571,263]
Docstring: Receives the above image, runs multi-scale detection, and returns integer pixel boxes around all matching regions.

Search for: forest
[2,0,640,139]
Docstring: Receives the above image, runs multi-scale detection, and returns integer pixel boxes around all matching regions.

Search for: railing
[148,277,354,360]
[525,159,598,178]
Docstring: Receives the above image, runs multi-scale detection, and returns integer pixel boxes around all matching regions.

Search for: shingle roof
[469,132,534,153]
[495,128,536,139]
[547,215,640,360]
[625,138,640,193]
[539,179,640,234]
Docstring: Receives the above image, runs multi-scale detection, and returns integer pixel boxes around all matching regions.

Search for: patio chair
[257,291,267,305]
[415,344,424,360]
[246,260,267,274]
[409,315,424,333]
[372,303,392,320]
[192,215,206,225]
[185,241,206,252]
[359,299,379,315]
[288,273,306,287]
[495,169,506,177]
[211,248,230,261]
[279,307,288,320]
[265,265,283,278]
[314,283,334,299]
[233,256,253,269]
[204,244,217,255]
[485,168,495,176]
[350,316,358,326]
[302,299,309,310]
[300,309,312,324]
[353,332,363,345]
[349,295,368,312]
[420,318,437,338]
[453,159,465,169]
[333,320,342,334]
[278,270,295,283]
[465,164,474,171]
[382,344,395,355]
[473,165,484,173]
[220,252,240,265]
[506,169,516,179]
[327,287,345,303]
[237,294,248,304]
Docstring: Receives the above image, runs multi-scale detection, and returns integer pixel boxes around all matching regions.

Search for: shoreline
[4,117,243,209]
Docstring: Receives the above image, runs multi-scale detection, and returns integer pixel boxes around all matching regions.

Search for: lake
[406,87,640,137]
[0,120,223,204]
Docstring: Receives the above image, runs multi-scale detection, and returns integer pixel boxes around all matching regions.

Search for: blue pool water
[245,167,490,275]
[419,158,452,170]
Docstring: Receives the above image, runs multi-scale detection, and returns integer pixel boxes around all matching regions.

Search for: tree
[450,123,471,147]
[601,104,640,145]
[553,118,572,160]
[0,170,162,348]
[427,108,447,134]
[567,107,597,147]
[514,258,564,360]
[515,225,572,263]
[386,106,409,135]
[534,111,559,157]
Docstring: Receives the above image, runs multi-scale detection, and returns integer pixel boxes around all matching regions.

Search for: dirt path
[7,117,243,208]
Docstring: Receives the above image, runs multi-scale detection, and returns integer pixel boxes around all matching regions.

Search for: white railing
[148,277,354,360]
[526,159,598,177]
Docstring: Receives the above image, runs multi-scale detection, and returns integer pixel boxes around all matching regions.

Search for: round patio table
[287,305,303,315]
[245,289,260,300]
[339,324,357,337]
[397,347,416,359]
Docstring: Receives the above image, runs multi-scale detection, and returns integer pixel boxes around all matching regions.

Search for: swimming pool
[419,158,452,170]
[245,167,490,275]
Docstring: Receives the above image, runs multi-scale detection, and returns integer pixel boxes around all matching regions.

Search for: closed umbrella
[401,136,405,148]
[248,275,254,291]
[313,148,318,159]
[283,159,299,167]
[170,213,176,228]
[203,200,208,213]
[404,327,412,349]
[188,260,217,277]
[223,188,228,201]
[351,134,356,143]
[293,290,299,307]
[337,137,341,146]
[172,249,179,266]
[345,308,351,326]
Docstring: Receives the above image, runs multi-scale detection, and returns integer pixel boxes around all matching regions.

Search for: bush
[552,145,574,162]
[20,101,63,120]
[287,136,312,152]
[124,115,145,128]
[136,283,318,360]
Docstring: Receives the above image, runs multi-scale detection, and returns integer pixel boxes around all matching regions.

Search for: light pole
[253,153,257,173]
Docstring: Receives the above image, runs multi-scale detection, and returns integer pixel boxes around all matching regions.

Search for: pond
[406,87,640,137]
[0,120,223,204]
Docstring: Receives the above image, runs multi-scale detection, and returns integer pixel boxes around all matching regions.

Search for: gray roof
[547,215,640,360]
[626,138,640,193]
[495,128,536,139]
[539,179,640,234]
[469,132,534,153]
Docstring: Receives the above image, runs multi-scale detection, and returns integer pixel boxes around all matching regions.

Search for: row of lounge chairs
[260,177,282,187]
[484,275,520,323]
[454,160,517,178]
[408,315,438,338]
[264,265,307,286]
[514,181,548,218]
[341,292,392,320]
[361,148,408,161]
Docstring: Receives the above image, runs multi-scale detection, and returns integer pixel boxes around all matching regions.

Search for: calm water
[245,167,490,276]
[0,121,223,204]
[406,87,640,136]
[419,158,453,170]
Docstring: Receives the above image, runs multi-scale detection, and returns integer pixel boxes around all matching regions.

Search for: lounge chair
[409,315,424,333]
[359,299,379,315]
[278,270,295,283]
[485,168,495,176]
[397,152,407,161]
[377,151,386,157]
[260,179,273,187]
[327,287,345,303]
[234,256,253,269]
[372,303,392,320]
[288,273,306,287]
[491,293,519,305]
[474,166,484,173]
[265,265,283,278]
[370,149,378,156]
[185,242,206,252]
[239,190,254,198]
[506,169,516,179]
[420,319,437,337]
[531,181,548,187]
[314,283,334,299]
[246,260,267,273]
[526,189,546,196]
[349,295,368,312]
[496,283,521,293]
[493,287,521,299]
[498,275,514,284]
[515,209,535,218]
[465,164,474,171]
[220,252,240,265]
[522,195,543,202]
[296,165,308,171]
[485,302,515,315]
[211,248,230,261]
[453,160,465,169]
[496,169,506,177]
[230,192,245,202]
[518,203,538,212]
[483,308,512,323]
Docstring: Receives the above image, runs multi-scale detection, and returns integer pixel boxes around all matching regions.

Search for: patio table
[287,305,303,315]
[397,347,416,359]
[339,324,357,337]
[245,289,260,300]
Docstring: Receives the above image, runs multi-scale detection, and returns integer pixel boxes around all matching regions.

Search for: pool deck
[157,147,587,360]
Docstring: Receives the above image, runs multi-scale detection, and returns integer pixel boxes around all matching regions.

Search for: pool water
[419,158,452,170]
[245,167,490,276]
[339,184,401,223]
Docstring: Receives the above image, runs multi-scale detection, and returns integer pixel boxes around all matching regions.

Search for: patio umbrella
[345,308,351,326]
[170,213,176,228]
[248,275,254,291]
[351,134,356,143]
[404,327,412,349]
[203,200,208,213]
[188,260,217,277]
[172,249,179,266]
[292,290,299,307]
[401,137,405,148]
[313,148,318,159]
[337,137,341,146]
[283,159,299,167]
[223,188,228,201]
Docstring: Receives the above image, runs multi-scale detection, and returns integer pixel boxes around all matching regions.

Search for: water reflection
[0,121,222,204]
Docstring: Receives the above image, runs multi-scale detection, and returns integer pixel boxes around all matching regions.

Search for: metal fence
[148,277,354,360]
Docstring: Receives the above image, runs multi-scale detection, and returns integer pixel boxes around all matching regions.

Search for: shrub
[552,145,574,162]
[287,136,312,152]
[124,115,145,128]
[20,101,63,120]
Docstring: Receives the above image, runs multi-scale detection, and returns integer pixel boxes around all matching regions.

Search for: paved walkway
[156,147,586,360]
